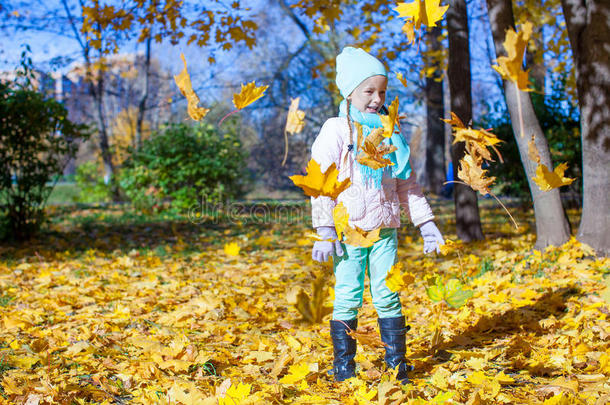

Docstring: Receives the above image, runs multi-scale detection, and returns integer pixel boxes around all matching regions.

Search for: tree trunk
[447,0,484,242]
[136,33,152,151]
[560,0,610,257]
[93,47,118,199]
[486,0,570,249]
[424,25,446,195]
[62,0,118,200]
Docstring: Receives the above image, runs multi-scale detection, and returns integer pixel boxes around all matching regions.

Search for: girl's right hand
[312,226,344,262]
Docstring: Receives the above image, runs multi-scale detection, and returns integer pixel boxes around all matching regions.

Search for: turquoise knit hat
[335,46,387,98]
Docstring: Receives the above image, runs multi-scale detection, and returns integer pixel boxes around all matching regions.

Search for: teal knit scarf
[338,100,412,189]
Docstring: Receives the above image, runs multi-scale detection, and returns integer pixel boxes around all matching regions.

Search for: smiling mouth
[366,106,378,112]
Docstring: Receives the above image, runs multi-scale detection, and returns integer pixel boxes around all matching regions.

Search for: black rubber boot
[329,318,358,381]
[378,315,412,384]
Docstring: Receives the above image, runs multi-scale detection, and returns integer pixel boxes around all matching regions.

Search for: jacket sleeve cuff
[396,170,435,227]
[311,196,337,228]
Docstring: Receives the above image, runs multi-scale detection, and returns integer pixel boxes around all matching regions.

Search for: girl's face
[348,75,388,114]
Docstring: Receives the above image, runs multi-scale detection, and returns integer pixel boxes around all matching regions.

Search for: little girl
[310,47,444,383]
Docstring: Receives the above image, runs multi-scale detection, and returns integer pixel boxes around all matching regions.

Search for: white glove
[312,226,344,262]
[419,221,444,254]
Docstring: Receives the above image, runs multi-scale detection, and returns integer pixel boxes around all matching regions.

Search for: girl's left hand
[418,220,444,254]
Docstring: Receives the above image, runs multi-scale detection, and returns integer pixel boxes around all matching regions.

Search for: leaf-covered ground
[0,199,608,404]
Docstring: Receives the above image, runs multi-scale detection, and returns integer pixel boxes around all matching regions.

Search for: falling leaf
[453,128,502,158]
[346,325,388,348]
[224,242,240,256]
[441,111,466,128]
[394,0,449,43]
[289,159,351,199]
[385,262,415,292]
[379,96,400,138]
[232,81,269,110]
[532,162,575,191]
[395,72,409,87]
[356,139,396,170]
[285,97,306,134]
[294,275,333,323]
[401,20,416,44]
[492,21,534,91]
[282,97,306,165]
[343,226,381,248]
[445,112,503,162]
[173,53,210,121]
[457,154,496,195]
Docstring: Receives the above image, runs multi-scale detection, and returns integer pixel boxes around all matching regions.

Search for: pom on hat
[335,47,387,98]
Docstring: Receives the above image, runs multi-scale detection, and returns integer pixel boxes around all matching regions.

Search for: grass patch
[46,182,82,205]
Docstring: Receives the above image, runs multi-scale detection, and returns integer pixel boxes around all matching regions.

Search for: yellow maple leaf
[385,262,415,292]
[173,53,210,121]
[289,159,351,199]
[458,154,495,195]
[8,355,39,369]
[294,275,333,323]
[441,111,466,128]
[224,242,240,256]
[356,139,397,170]
[430,366,451,390]
[396,72,409,87]
[453,127,502,148]
[380,96,400,138]
[532,162,575,191]
[233,81,269,110]
[279,362,310,384]
[285,97,306,134]
[355,384,378,402]
[446,112,503,162]
[219,382,251,405]
[343,226,381,248]
[401,20,416,44]
[492,21,534,91]
[346,324,388,348]
[394,0,449,44]
[168,380,211,405]
[332,202,349,241]
[439,238,460,255]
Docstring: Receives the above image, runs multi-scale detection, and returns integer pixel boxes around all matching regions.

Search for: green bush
[0,52,89,240]
[480,77,581,197]
[119,122,248,213]
[74,161,112,204]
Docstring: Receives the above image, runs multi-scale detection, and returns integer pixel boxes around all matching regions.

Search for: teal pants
[332,228,403,320]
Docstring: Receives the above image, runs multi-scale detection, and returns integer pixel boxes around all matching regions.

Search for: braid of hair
[346,98,353,147]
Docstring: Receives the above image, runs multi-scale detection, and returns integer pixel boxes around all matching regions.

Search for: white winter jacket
[310,117,434,231]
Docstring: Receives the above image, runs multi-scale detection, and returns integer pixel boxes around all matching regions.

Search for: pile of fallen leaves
[0,200,608,404]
